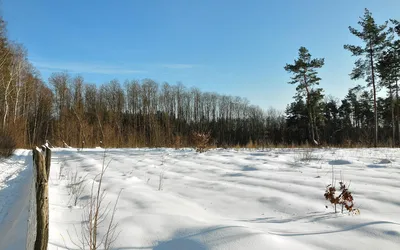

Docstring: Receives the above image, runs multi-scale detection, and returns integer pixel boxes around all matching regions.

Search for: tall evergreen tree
[377,19,400,145]
[344,8,388,147]
[284,46,325,145]
[377,49,398,145]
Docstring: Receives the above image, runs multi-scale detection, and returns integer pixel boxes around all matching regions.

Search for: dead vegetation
[324,166,360,215]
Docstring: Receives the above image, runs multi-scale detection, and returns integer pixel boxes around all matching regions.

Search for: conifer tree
[344,8,388,147]
[377,19,400,145]
[284,46,325,145]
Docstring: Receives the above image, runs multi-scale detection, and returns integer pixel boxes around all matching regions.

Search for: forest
[0,9,399,148]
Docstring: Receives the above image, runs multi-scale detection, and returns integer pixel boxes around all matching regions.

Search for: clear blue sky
[3,0,400,111]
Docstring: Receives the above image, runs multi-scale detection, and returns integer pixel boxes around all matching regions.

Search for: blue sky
[3,0,400,111]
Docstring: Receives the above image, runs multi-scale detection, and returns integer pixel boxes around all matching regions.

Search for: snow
[1,148,400,249]
[45,148,400,250]
[0,150,34,250]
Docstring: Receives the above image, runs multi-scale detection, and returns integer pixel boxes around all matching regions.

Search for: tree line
[0,9,399,148]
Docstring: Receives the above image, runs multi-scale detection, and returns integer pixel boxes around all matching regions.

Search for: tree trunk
[390,86,395,147]
[369,45,378,148]
[96,113,104,146]
[14,83,20,124]
[396,80,399,147]
[308,106,316,144]
[3,94,8,131]
[304,84,316,145]
[13,60,23,124]
[2,80,11,132]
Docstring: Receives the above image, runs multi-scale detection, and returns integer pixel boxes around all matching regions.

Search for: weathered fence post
[45,147,51,178]
[33,147,50,250]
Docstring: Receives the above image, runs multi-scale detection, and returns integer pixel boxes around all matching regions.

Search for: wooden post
[33,147,50,250]
[45,147,51,178]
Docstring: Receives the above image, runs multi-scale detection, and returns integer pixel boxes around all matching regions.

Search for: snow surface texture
[39,148,400,249]
[0,150,34,250]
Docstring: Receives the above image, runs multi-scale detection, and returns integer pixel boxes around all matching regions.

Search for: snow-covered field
[1,148,400,249]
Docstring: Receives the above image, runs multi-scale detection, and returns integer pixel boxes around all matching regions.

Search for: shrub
[0,133,16,158]
[301,149,314,162]
[192,132,211,153]
[293,148,322,163]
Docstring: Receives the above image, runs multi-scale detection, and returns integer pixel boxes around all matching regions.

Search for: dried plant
[324,167,359,214]
[324,184,339,213]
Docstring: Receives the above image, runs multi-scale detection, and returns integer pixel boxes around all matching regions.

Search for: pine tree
[284,46,325,145]
[378,49,398,146]
[377,19,400,145]
[344,8,388,147]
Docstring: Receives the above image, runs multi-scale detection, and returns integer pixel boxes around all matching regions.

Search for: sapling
[67,150,122,250]
[67,170,88,206]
